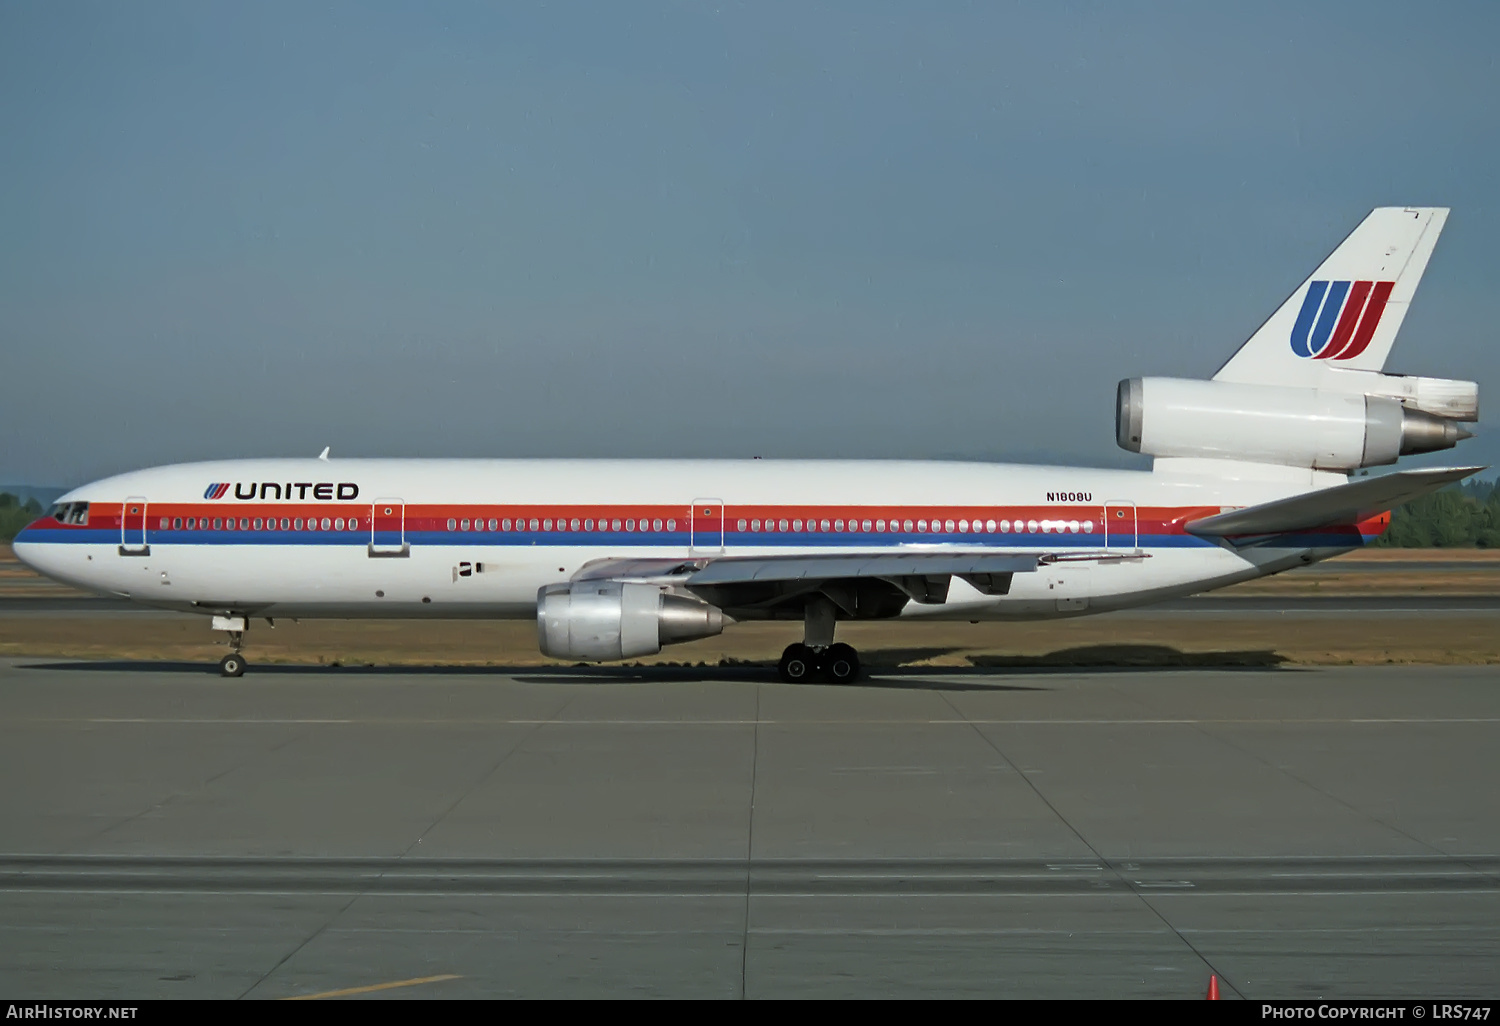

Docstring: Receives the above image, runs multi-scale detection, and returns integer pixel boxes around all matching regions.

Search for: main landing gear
[777,642,860,685]
[777,597,861,685]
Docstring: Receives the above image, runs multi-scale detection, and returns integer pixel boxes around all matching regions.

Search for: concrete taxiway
[0,658,1497,999]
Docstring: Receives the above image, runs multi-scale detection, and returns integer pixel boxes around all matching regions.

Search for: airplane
[13,207,1484,681]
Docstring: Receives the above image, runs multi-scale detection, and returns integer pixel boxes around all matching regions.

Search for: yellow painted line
[284,974,462,1000]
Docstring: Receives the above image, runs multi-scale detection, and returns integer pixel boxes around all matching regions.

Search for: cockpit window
[50,502,89,525]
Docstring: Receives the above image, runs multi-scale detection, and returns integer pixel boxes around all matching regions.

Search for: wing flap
[682,552,1041,585]
[1184,465,1485,537]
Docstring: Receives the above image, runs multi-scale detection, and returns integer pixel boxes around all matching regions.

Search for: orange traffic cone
[1206,974,1220,1000]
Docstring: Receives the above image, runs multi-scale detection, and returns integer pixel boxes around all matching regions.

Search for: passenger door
[1104,501,1137,551]
[369,498,408,557]
[690,499,724,556]
[119,497,149,556]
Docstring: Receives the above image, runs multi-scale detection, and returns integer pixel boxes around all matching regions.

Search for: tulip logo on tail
[1290,280,1395,360]
[203,483,231,499]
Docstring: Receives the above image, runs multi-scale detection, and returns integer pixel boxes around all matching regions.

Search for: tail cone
[1207,974,1220,1000]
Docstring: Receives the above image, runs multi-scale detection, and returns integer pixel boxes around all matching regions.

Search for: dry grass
[3,544,1499,668]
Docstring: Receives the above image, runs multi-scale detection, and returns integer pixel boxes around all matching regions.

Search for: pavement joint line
[5,888,1498,897]
[282,974,462,1000]
[11,716,1498,726]
[938,689,1248,1000]
[235,695,575,1001]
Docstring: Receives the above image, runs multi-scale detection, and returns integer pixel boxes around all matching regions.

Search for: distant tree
[1374,480,1498,547]
[0,493,44,542]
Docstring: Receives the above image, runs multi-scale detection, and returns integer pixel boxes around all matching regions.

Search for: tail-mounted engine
[537,581,725,661]
[1116,377,1474,471]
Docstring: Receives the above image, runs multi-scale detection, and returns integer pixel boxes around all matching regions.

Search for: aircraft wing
[571,550,1124,617]
[1184,465,1486,538]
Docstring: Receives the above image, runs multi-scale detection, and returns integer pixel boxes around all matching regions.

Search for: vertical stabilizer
[1213,207,1447,387]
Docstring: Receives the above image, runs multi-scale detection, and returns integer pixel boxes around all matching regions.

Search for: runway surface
[1,658,1497,999]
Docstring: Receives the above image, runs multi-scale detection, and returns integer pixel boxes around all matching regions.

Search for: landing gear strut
[777,597,861,684]
[212,617,249,677]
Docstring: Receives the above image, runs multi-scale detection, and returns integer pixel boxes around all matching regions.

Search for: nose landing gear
[211,616,249,677]
[776,597,862,684]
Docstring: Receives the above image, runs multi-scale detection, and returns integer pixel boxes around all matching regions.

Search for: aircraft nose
[11,517,54,573]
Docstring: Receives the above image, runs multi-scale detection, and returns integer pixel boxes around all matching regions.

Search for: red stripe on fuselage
[25,502,1394,540]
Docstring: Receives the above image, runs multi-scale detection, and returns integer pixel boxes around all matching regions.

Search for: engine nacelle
[1116,377,1471,470]
[537,580,725,662]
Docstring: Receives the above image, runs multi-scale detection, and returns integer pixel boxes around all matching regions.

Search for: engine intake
[1117,377,1471,470]
[537,581,725,662]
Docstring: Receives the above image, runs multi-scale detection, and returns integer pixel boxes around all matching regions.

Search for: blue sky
[2,1,1496,485]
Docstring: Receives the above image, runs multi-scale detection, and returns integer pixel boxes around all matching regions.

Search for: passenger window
[792,520,801,532]
[737,519,747,532]
[252,518,262,530]
[294,518,304,530]
[862,520,873,532]
[447,519,456,531]
[173,518,183,530]
[666,519,676,532]
[625,519,635,531]
[611,519,621,531]
[461,519,471,531]
[653,518,662,531]
[489,518,498,531]
[159,517,170,530]
[213,518,222,530]
[530,519,540,531]
[750,519,760,532]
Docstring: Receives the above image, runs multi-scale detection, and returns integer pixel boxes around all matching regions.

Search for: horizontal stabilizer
[1185,466,1486,537]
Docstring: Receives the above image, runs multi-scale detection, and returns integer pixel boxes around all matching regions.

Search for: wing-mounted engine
[537,581,725,661]
[1116,377,1474,471]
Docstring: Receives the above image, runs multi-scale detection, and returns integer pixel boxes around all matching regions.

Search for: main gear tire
[777,643,817,684]
[824,643,860,685]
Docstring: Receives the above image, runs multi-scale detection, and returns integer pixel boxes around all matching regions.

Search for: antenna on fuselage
[317,446,330,461]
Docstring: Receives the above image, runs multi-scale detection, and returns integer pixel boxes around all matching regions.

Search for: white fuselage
[13,457,1374,624]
